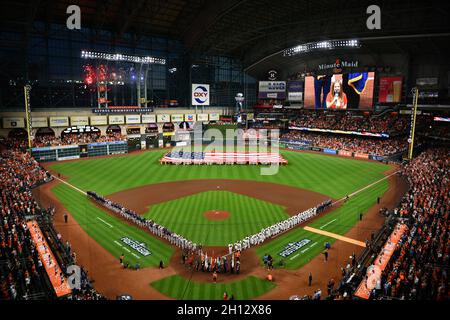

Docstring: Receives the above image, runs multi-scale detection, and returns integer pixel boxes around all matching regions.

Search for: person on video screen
[326,78,348,110]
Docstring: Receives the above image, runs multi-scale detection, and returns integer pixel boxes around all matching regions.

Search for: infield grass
[143,190,290,246]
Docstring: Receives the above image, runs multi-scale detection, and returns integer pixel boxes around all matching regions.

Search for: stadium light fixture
[283,39,360,57]
[81,50,166,65]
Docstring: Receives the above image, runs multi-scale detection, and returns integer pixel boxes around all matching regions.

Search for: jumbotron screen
[304,72,375,110]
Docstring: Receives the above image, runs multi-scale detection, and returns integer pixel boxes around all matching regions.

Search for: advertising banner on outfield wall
[197,114,209,122]
[141,114,156,124]
[323,148,337,155]
[370,155,385,161]
[171,114,184,122]
[32,117,48,128]
[354,153,369,159]
[157,114,170,123]
[339,150,353,157]
[70,116,89,126]
[192,84,210,106]
[185,114,196,122]
[2,117,25,128]
[108,115,125,125]
[90,116,108,126]
[209,113,220,121]
[126,115,141,124]
[49,117,69,128]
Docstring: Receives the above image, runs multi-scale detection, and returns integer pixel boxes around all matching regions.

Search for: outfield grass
[50,149,391,199]
[151,275,275,300]
[143,191,290,246]
[256,178,389,269]
[52,183,174,268]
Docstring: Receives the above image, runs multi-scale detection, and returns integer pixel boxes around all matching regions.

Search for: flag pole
[24,85,33,151]
[408,87,419,160]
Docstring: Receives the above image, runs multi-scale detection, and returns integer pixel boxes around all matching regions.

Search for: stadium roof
[3,0,450,74]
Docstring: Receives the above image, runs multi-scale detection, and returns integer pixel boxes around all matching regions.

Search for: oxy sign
[192,84,210,106]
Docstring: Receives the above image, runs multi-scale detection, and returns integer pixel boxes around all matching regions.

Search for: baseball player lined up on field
[90,190,333,264]
[227,199,332,254]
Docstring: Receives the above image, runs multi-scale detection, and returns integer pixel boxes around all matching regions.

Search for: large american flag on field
[161,151,288,165]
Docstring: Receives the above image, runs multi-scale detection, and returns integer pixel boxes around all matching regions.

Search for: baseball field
[45,149,394,300]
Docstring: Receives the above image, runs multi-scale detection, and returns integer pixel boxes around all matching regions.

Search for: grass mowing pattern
[50,150,391,200]
[143,191,290,246]
[52,183,174,268]
[256,178,389,269]
[151,275,275,300]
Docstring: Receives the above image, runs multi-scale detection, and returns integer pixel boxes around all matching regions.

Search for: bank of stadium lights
[81,51,166,65]
[283,39,360,57]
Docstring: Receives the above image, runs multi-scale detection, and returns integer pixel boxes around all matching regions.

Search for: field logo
[121,237,152,257]
[192,84,210,106]
[278,239,312,258]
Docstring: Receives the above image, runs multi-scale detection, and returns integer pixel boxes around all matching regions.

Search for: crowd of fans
[330,147,449,301]
[32,132,126,148]
[368,148,449,300]
[282,131,408,156]
[289,112,410,134]
[0,150,51,299]
[0,145,103,300]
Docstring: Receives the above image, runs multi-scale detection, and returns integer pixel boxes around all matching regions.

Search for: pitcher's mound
[204,210,230,221]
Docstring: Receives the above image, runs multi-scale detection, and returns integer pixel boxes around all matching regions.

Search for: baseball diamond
[33,148,401,300]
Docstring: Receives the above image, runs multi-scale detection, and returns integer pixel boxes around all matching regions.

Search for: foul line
[320,219,337,230]
[96,217,113,228]
[332,171,400,206]
[52,175,87,196]
[304,226,366,247]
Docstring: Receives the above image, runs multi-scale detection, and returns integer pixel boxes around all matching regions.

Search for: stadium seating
[33,133,126,148]
[289,112,410,134]
[0,143,104,300]
[334,148,449,300]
